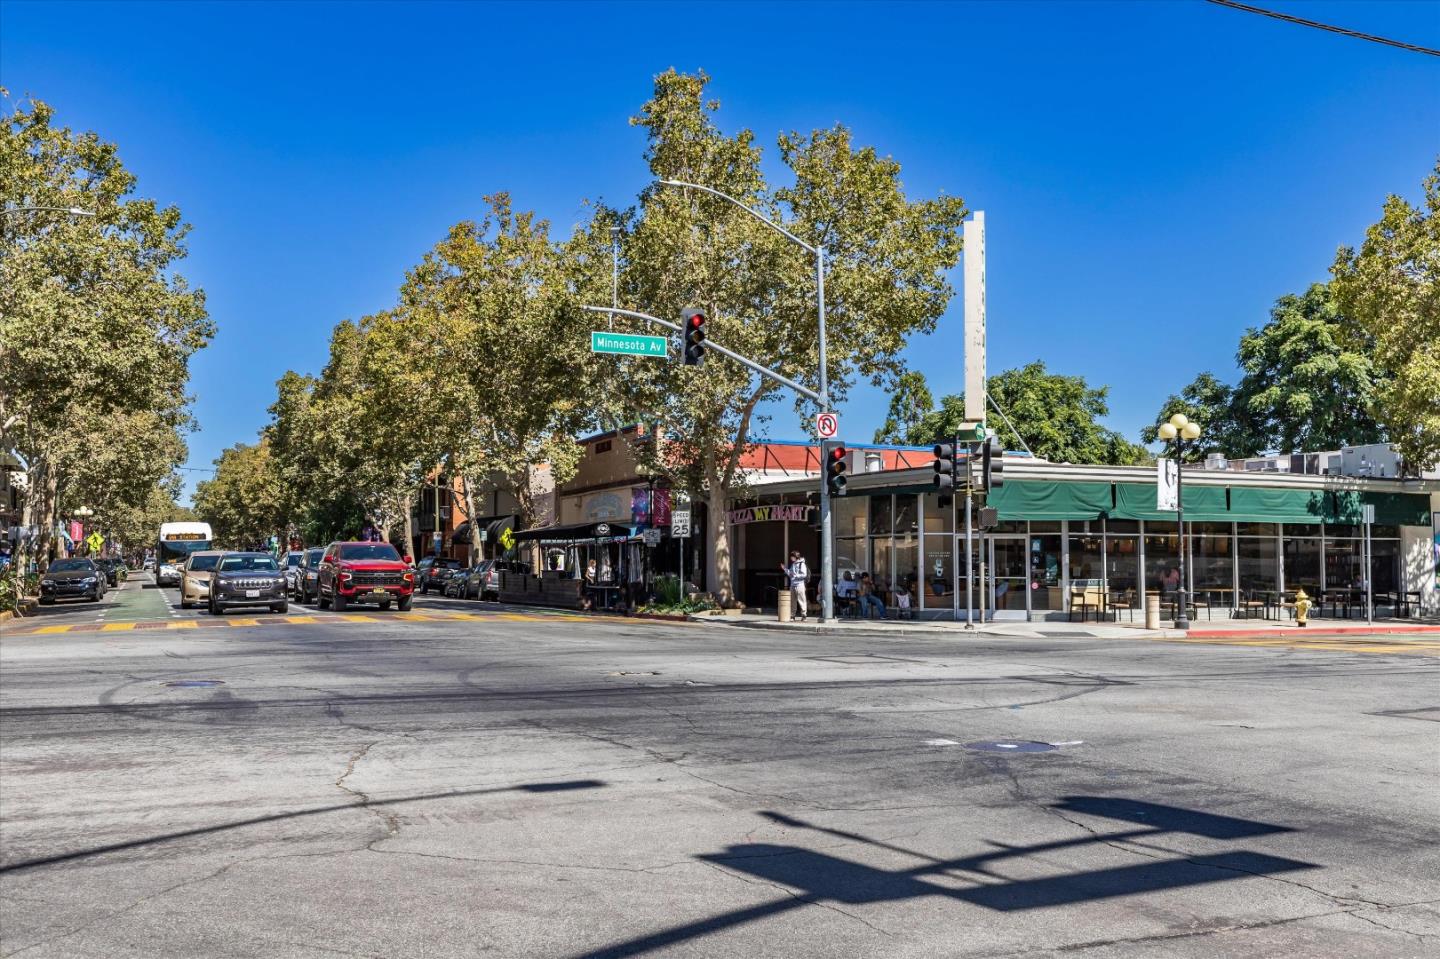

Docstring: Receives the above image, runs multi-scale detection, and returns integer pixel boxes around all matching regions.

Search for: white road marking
[923,738,961,746]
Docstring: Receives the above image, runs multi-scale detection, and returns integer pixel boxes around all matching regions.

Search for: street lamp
[656,179,835,622]
[1157,413,1202,630]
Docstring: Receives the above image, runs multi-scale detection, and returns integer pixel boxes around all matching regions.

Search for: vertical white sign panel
[963,211,987,423]
[1157,458,1179,511]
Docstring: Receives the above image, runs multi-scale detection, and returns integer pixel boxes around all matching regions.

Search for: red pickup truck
[316,541,415,612]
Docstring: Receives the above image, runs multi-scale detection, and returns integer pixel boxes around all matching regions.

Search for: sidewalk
[694,610,1440,642]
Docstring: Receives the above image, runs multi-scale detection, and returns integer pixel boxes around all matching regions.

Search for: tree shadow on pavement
[575,799,1316,959]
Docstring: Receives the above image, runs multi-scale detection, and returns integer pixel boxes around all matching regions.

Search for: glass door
[989,536,1028,620]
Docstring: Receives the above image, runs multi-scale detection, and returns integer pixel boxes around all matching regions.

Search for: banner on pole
[1157,458,1178,511]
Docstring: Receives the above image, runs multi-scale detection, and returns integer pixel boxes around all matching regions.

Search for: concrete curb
[687,616,1026,640]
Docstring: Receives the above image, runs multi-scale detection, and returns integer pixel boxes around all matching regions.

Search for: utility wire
[1203,0,1440,58]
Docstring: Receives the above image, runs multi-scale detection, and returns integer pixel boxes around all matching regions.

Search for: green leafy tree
[1144,283,1387,458]
[899,365,1150,465]
[392,194,594,552]
[873,371,934,444]
[1332,159,1440,471]
[602,71,966,601]
[193,440,285,549]
[0,95,211,574]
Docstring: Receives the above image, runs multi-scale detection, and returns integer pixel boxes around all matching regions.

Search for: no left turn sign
[816,412,839,439]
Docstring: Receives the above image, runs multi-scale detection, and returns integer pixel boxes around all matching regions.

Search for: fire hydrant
[1294,588,1312,628]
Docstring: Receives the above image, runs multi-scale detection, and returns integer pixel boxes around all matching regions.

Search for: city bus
[156,521,213,586]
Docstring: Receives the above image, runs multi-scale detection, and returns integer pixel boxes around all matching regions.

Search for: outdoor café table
[590,585,622,610]
[1399,590,1422,617]
[1198,587,1235,619]
[1325,588,1364,619]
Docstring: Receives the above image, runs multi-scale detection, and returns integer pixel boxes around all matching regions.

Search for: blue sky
[3,1,1436,499]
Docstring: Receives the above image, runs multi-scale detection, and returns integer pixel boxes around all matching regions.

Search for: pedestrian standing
[781,550,810,621]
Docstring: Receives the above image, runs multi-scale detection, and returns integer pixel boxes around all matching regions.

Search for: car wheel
[272,602,288,614]
[181,599,192,610]
[40,596,54,606]
[332,592,347,612]
[379,600,391,610]
[317,588,330,610]
[420,583,429,595]
[398,595,413,611]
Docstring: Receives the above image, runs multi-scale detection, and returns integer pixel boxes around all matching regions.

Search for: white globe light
[1158,423,1178,440]
[1168,413,1189,429]
[1181,422,1202,440]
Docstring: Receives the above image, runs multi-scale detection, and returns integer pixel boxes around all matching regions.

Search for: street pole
[816,246,833,623]
[1175,438,1191,631]
[656,181,833,622]
[965,446,974,629]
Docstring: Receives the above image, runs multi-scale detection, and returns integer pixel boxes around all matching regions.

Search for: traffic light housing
[980,436,1004,490]
[682,307,706,366]
[824,440,848,497]
[933,441,957,492]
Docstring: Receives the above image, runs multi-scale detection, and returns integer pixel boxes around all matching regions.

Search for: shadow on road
[575,799,1316,958]
[0,779,606,874]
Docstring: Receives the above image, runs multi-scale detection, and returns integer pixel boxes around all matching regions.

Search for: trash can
[1145,593,1161,630]
[777,588,792,623]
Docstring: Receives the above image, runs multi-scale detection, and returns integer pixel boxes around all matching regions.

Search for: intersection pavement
[1,573,1437,957]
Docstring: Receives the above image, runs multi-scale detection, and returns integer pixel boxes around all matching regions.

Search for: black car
[93,558,121,587]
[39,559,107,604]
[442,566,477,598]
[416,556,464,594]
[208,552,288,615]
[293,546,325,603]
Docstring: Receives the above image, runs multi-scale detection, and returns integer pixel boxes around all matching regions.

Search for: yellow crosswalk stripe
[225,618,261,627]
[339,614,381,623]
[34,625,73,634]
[101,623,136,632]
[168,620,198,629]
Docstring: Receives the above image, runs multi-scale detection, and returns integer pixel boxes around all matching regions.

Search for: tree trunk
[459,473,482,564]
[703,453,734,605]
[402,490,415,561]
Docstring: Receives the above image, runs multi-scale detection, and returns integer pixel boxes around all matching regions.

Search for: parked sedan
[209,552,289,615]
[39,558,106,604]
[94,558,121,587]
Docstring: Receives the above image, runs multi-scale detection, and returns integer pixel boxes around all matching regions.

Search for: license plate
[245,589,260,598]
[370,588,388,596]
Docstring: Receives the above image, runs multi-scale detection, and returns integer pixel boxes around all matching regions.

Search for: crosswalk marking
[100,623,136,632]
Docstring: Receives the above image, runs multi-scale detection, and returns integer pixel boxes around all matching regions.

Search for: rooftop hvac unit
[1204,453,1228,470]
[863,451,884,473]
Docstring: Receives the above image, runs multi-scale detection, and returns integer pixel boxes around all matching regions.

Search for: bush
[0,571,38,615]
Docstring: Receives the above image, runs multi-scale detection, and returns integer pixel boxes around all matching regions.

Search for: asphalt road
[2,573,1437,958]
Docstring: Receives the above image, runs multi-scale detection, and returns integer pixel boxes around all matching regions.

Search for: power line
[1203,0,1440,57]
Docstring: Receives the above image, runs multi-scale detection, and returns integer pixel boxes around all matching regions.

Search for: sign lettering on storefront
[726,505,812,526]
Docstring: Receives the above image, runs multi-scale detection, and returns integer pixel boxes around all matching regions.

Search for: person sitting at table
[1160,566,1180,592]
[858,572,886,619]
[836,571,859,617]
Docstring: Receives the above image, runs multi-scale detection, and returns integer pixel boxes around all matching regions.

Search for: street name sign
[591,332,668,357]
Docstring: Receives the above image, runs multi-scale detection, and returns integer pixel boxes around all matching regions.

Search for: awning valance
[989,481,1114,521]
[1329,491,1432,526]
[509,521,639,545]
[1225,487,1328,524]
[1111,483,1232,522]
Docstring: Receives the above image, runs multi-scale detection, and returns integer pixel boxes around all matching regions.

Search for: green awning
[989,481,1113,521]
[1227,487,1328,524]
[1330,491,1433,526]
[1111,483,1232,522]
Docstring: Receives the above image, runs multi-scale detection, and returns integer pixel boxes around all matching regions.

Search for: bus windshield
[158,539,212,563]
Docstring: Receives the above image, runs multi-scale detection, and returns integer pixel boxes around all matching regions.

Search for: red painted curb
[1187,624,1440,639]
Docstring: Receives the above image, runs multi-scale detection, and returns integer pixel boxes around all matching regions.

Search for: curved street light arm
[656,180,817,255]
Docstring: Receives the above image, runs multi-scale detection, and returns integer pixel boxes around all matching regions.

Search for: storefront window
[870,495,894,536]
[894,494,919,536]
[1068,533,1103,582]
[836,537,866,581]
[1105,526,1140,600]
[1237,534,1277,595]
[1191,527,1234,610]
[1237,522,1278,537]
[923,535,953,608]
[1283,532,1321,594]
[1030,533,1063,610]
[836,496,868,538]
[1324,534,1364,591]
[922,493,953,533]
[991,538,1027,612]
[1145,522,1181,597]
[1371,538,1400,595]
[894,541,919,610]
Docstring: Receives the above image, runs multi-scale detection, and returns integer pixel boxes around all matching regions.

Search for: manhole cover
[964,740,1057,753]
[163,680,225,688]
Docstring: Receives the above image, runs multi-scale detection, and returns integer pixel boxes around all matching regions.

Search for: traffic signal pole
[816,247,833,623]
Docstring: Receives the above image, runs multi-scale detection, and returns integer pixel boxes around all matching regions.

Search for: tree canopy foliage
[0,94,210,568]
[1331,159,1440,471]
[888,365,1150,466]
